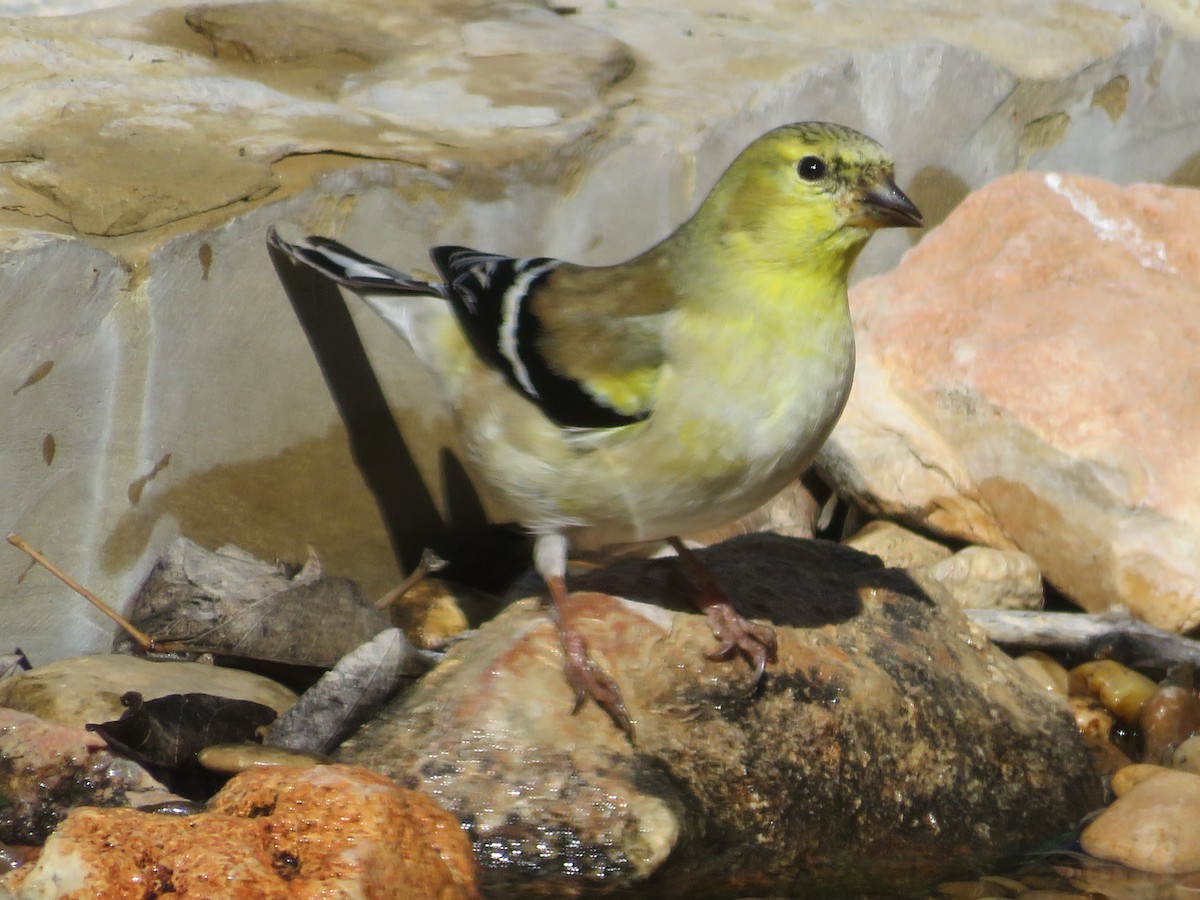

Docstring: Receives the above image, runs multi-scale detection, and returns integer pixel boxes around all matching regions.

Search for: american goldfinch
[268,121,921,735]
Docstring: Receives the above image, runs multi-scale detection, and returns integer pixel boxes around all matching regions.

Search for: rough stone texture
[845,520,954,570]
[0,708,179,846]
[0,654,297,730]
[823,173,1200,631]
[845,522,1043,610]
[334,535,1105,898]
[0,764,482,899]
[3,0,1200,666]
[1081,768,1200,875]
[918,546,1045,611]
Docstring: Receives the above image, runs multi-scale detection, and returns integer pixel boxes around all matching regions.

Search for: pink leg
[535,534,633,738]
[544,573,633,737]
[667,537,777,689]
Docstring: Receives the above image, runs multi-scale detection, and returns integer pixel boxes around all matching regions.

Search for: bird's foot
[545,576,635,740]
[702,602,778,692]
[556,622,634,738]
[668,537,778,693]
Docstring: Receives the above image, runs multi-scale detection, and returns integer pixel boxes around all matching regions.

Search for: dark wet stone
[335,534,1106,898]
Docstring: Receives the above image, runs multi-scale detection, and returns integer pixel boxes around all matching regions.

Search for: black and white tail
[267,227,446,298]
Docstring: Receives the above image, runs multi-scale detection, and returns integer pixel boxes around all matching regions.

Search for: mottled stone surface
[0,764,481,899]
[824,173,1200,631]
[335,535,1104,898]
[0,708,178,846]
[3,0,1200,667]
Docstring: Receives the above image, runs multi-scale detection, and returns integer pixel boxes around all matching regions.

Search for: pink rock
[823,172,1200,631]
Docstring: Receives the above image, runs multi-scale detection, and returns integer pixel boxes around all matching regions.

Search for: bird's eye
[797,155,827,181]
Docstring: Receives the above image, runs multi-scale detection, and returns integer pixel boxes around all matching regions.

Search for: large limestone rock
[335,535,1105,898]
[3,0,1200,666]
[822,173,1200,631]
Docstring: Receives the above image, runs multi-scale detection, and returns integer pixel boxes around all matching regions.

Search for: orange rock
[1,764,481,899]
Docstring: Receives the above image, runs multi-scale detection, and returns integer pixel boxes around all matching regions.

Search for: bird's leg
[667,537,778,690]
[535,534,633,737]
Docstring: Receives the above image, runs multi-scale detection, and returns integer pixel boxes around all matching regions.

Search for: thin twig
[6,533,156,651]
[375,548,448,609]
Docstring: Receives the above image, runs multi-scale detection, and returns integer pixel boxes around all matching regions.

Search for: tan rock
[1014,652,1069,697]
[0,654,297,730]
[1173,734,1200,775]
[1110,763,1173,797]
[922,546,1044,610]
[1081,768,1200,874]
[846,520,953,569]
[0,765,481,899]
[827,173,1200,632]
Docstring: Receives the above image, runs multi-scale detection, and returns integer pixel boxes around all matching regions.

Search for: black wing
[431,246,648,430]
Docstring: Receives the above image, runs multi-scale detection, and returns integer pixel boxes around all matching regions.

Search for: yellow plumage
[269,121,922,734]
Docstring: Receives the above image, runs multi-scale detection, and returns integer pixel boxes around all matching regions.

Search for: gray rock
[335,534,1105,898]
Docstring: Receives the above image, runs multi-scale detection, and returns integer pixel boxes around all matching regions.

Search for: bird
[268,121,922,736]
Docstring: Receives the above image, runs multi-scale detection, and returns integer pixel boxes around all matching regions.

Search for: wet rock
[1014,652,1069,697]
[195,743,324,775]
[1081,768,1200,874]
[823,173,1200,633]
[1139,685,1200,765]
[335,534,1104,898]
[0,708,179,846]
[0,654,297,731]
[1069,659,1158,727]
[1068,695,1131,778]
[0,764,481,899]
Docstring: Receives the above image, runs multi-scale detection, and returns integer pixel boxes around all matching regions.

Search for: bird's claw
[558,623,635,739]
[704,602,777,695]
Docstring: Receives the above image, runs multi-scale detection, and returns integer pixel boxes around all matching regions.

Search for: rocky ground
[3,0,1200,897]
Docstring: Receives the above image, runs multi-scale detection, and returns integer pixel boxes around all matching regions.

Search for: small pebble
[197,743,326,774]
[1015,652,1069,697]
[1068,660,1158,726]
[1110,763,1171,796]
[1139,685,1200,764]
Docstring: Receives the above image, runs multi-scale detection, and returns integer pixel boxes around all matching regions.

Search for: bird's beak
[849,175,923,229]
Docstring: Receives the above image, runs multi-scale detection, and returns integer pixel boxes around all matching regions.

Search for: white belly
[459,299,856,549]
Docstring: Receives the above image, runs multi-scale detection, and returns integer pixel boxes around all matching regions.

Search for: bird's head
[697,122,922,278]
